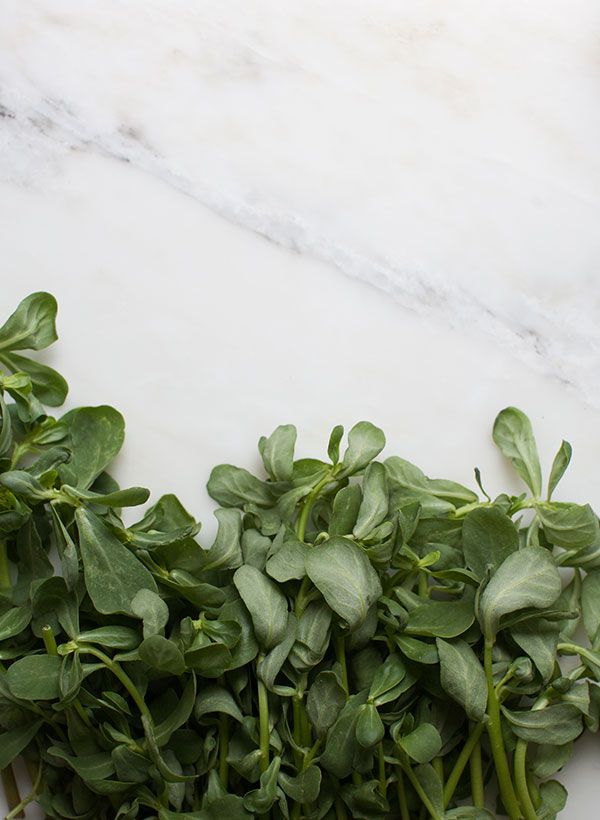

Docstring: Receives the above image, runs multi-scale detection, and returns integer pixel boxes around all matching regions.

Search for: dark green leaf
[195,685,244,724]
[405,598,475,639]
[258,612,297,691]
[6,654,62,700]
[0,602,32,641]
[548,440,572,500]
[337,421,386,479]
[531,742,573,779]
[537,502,599,549]
[266,531,308,582]
[492,407,542,496]
[320,691,368,777]
[154,675,197,746]
[131,588,169,637]
[355,703,384,747]
[582,570,600,644]
[0,719,43,768]
[207,464,275,508]
[396,723,442,763]
[306,670,347,738]
[0,292,59,351]
[48,746,115,780]
[63,484,150,508]
[259,424,296,482]
[385,457,477,507]
[501,703,583,744]
[0,351,68,405]
[353,462,388,540]
[462,506,519,578]
[437,639,487,721]
[395,634,438,665]
[305,536,382,630]
[478,547,561,638]
[139,635,185,675]
[233,564,288,650]
[511,619,559,681]
[76,507,157,617]
[202,508,242,570]
[77,626,140,650]
[243,756,280,813]
[278,765,321,803]
[329,483,362,536]
[327,425,344,466]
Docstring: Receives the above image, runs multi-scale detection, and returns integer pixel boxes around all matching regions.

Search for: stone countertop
[1,2,599,816]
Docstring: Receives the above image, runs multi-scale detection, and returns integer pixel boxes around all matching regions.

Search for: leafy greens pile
[1,292,599,820]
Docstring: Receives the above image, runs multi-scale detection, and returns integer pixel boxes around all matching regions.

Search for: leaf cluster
[1,295,599,820]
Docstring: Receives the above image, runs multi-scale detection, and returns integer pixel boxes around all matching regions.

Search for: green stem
[77,645,151,721]
[432,756,444,788]
[42,625,58,656]
[396,766,410,820]
[378,742,387,797]
[0,540,11,589]
[257,657,270,774]
[1,765,23,818]
[514,739,537,820]
[470,733,484,808]
[483,639,521,820]
[5,763,43,820]
[295,473,334,542]
[418,570,429,598]
[400,756,443,820]
[443,721,485,807]
[295,576,311,618]
[303,738,321,770]
[292,695,304,771]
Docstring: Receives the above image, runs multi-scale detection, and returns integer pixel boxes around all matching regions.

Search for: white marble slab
[1,2,600,817]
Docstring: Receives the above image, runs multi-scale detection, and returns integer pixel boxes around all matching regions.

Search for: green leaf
[77,626,140,650]
[582,570,600,644]
[337,421,386,479]
[537,502,599,549]
[320,691,368,778]
[396,723,442,764]
[59,406,125,489]
[437,638,487,721]
[48,747,115,780]
[327,424,344,466]
[202,508,242,571]
[305,536,382,630]
[258,612,298,691]
[0,292,59,351]
[386,457,477,507]
[511,619,559,681]
[76,507,157,617]
[501,703,583,744]
[63,484,150,508]
[154,675,197,746]
[207,464,275,508]
[537,780,567,820]
[0,720,43,768]
[531,742,573,779]
[329,483,362,536]
[278,765,321,803]
[492,407,542,496]
[353,462,388,540]
[266,531,308,582]
[548,440,572,500]
[289,600,332,672]
[233,565,288,649]
[405,598,475,639]
[0,351,68,405]
[413,764,443,816]
[195,685,244,724]
[368,654,406,702]
[6,654,62,700]
[0,602,32,641]
[243,756,281,813]
[461,506,519,578]
[184,642,232,677]
[306,670,347,738]
[395,634,438,665]
[259,424,296,481]
[478,547,561,638]
[445,809,495,819]
[139,635,185,674]
[355,703,385,748]
[131,588,169,637]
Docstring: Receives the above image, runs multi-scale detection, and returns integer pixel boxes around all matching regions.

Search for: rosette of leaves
[1,292,599,820]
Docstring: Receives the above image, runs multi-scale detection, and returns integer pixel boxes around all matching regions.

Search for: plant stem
[257,656,270,774]
[432,756,444,788]
[396,766,410,820]
[0,540,11,589]
[296,473,333,542]
[42,625,58,656]
[77,645,152,722]
[1,765,23,818]
[303,738,321,770]
[470,733,484,808]
[292,694,304,771]
[513,739,538,820]
[483,639,521,820]
[418,570,428,598]
[5,763,43,820]
[443,721,485,807]
[400,755,443,820]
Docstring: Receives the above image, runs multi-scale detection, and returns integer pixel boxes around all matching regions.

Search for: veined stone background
[1,1,599,815]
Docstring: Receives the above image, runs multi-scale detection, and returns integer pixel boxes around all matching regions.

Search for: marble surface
[1,2,600,817]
